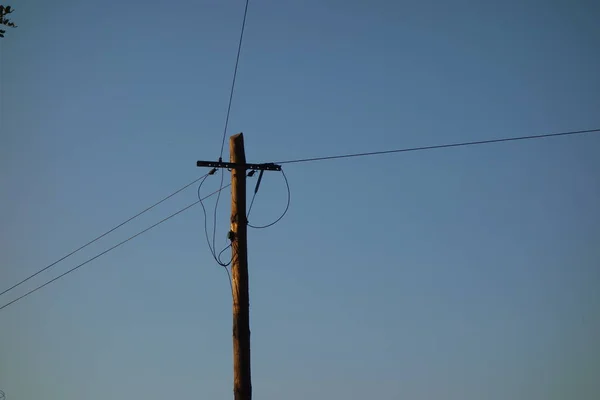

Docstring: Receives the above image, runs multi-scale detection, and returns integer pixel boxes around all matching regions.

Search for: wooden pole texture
[230,133,252,400]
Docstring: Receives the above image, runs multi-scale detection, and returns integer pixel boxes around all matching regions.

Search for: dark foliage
[0,5,17,38]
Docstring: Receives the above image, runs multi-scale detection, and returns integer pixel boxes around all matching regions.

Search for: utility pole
[197,133,281,400]
[230,133,251,400]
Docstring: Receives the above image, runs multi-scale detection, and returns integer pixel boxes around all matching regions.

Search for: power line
[0,174,210,298]
[0,184,229,312]
[219,0,251,159]
[275,128,600,165]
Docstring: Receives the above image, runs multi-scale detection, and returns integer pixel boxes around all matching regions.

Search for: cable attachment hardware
[227,230,236,242]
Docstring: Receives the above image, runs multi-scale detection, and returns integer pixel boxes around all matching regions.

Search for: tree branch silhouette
[0,5,17,38]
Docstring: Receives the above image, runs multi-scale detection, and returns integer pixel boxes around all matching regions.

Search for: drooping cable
[218,244,234,296]
[247,169,291,229]
[212,168,226,265]
[197,174,233,268]
[197,173,235,295]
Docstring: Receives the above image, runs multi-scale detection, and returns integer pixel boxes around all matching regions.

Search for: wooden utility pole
[230,133,251,400]
[197,133,280,400]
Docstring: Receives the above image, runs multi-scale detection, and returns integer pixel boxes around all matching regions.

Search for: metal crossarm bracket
[196,160,281,171]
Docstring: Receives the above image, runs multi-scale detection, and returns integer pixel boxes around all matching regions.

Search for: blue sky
[1,0,599,398]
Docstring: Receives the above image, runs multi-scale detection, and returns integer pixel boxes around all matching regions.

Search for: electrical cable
[218,244,232,266]
[246,191,258,220]
[247,169,290,229]
[275,128,600,165]
[0,184,229,312]
[218,0,251,159]
[216,243,233,296]
[246,170,263,220]
[212,168,226,264]
[197,175,233,268]
[0,173,210,298]
[197,175,235,295]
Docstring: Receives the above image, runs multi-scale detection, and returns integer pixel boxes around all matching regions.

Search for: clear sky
[1,0,599,399]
